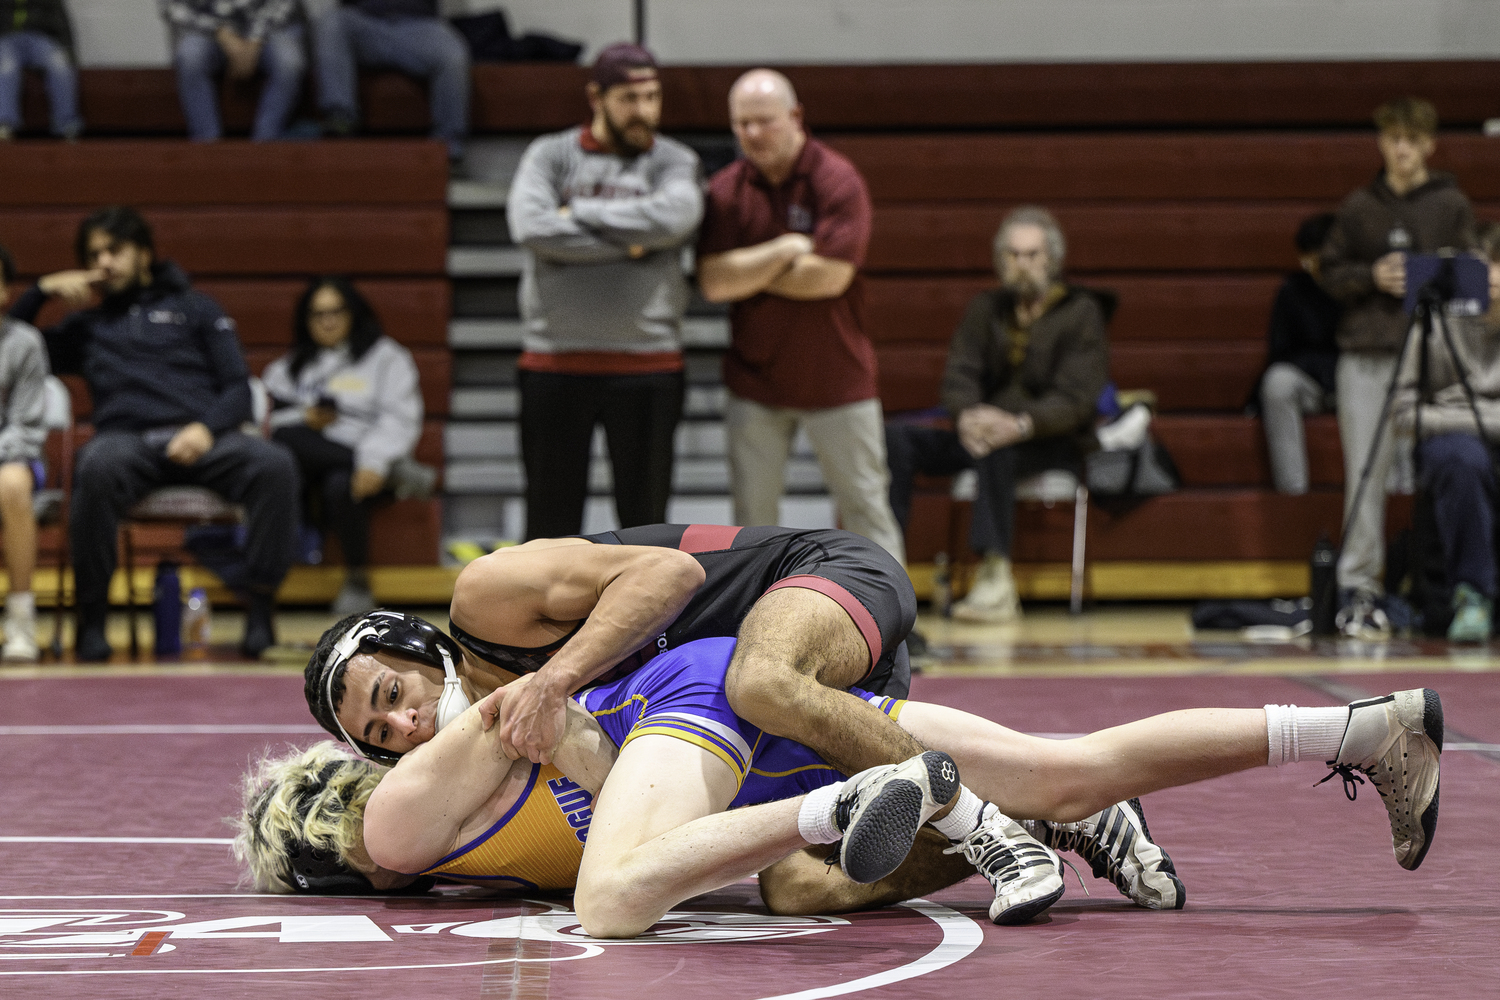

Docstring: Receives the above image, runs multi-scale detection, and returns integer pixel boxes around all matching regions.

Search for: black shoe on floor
[240,593,277,659]
[75,606,112,662]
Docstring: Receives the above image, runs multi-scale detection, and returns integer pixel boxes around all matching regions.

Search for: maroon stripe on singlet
[678,524,743,553]
[764,574,880,679]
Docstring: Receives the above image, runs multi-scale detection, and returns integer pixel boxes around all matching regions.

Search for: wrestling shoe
[833,750,961,884]
[945,802,1065,925]
[1317,688,1443,870]
[1027,797,1186,910]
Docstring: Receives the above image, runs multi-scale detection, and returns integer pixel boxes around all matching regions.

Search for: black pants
[885,422,1079,557]
[519,370,684,540]
[71,430,301,608]
[273,425,378,569]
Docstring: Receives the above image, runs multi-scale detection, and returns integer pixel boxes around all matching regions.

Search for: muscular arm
[697,233,811,303]
[455,539,706,762]
[363,698,617,874]
[762,253,856,300]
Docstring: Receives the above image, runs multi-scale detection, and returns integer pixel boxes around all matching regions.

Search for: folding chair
[950,467,1089,615]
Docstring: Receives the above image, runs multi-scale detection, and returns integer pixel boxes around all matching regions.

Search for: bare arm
[453,539,706,763]
[762,253,856,300]
[697,233,813,303]
[363,697,617,874]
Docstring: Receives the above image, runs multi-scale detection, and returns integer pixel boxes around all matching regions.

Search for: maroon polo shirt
[698,138,876,410]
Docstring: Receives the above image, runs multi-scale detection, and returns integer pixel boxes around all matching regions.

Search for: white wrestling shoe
[1027,797,1185,910]
[1318,688,1443,871]
[946,802,1065,924]
[834,750,961,884]
[951,554,1021,623]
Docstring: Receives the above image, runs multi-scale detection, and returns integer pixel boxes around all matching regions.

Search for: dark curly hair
[304,612,369,741]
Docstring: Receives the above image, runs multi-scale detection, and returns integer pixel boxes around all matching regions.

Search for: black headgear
[311,611,467,765]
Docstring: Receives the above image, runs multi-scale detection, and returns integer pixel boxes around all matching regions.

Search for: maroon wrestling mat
[2,671,1496,998]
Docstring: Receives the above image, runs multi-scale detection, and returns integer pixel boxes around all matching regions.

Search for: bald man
[697,70,905,565]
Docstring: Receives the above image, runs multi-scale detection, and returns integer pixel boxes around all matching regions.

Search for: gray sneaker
[1319,688,1443,870]
[946,802,1065,924]
[1028,798,1186,910]
[331,580,377,617]
[833,750,961,884]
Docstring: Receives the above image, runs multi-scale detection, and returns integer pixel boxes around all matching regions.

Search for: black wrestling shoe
[1318,688,1443,871]
[1028,798,1186,910]
[833,751,960,884]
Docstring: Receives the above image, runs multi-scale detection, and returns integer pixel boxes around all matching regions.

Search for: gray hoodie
[508,126,703,356]
[262,337,422,476]
[0,318,49,464]
[1393,311,1500,440]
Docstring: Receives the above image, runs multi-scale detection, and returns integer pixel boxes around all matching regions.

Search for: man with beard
[885,208,1109,621]
[507,43,702,539]
[697,69,906,565]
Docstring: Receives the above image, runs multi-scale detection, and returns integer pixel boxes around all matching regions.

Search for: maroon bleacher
[0,141,450,569]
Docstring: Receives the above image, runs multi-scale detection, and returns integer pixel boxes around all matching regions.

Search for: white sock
[930,786,985,841]
[797,782,845,844]
[6,591,34,621]
[1264,704,1351,766]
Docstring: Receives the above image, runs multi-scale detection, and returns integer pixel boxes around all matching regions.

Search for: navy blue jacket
[11,262,252,435]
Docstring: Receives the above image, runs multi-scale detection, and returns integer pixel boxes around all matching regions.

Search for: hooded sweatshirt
[11,261,252,435]
[1392,311,1500,441]
[1320,171,1476,354]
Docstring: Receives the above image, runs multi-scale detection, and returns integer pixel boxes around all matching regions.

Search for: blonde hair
[230,741,386,892]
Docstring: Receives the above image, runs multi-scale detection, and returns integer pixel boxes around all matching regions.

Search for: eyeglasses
[309,307,350,321]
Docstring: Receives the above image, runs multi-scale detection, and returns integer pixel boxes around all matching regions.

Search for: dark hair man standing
[8,206,300,660]
[507,43,702,539]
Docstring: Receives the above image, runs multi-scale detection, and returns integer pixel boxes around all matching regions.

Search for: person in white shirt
[263,277,422,615]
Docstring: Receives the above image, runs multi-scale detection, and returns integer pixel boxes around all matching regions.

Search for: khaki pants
[1337,352,1401,595]
[726,394,906,563]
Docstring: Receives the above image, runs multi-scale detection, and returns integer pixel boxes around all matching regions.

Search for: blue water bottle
[153,561,183,656]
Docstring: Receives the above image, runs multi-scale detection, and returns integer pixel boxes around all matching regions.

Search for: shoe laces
[1040,810,1135,889]
[1314,763,1368,802]
[943,819,1055,887]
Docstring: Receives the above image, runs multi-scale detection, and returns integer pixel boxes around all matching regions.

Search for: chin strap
[434,645,472,733]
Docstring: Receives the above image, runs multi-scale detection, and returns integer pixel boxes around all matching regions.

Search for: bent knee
[574,878,654,939]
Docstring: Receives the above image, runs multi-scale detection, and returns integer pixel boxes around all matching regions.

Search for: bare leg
[575,734,811,938]
[898,702,1268,822]
[0,462,35,592]
[726,587,927,775]
[759,828,973,916]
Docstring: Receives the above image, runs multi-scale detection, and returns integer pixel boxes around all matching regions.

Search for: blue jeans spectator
[312,6,469,158]
[173,25,307,142]
[0,31,81,138]
[1419,431,1497,596]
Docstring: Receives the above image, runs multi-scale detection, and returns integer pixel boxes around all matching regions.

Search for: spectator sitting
[313,0,470,163]
[1320,96,1476,639]
[1257,212,1341,495]
[0,0,82,141]
[1391,222,1500,643]
[0,244,50,660]
[885,207,1108,622]
[697,69,905,563]
[262,276,421,616]
[160,0,307,142]
[9,206,300,660]
[507,42,702,539]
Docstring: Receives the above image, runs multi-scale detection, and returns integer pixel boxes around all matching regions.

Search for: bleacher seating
[0,141,450,582]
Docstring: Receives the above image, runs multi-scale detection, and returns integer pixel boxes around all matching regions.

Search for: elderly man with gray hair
[885,207,1109,621]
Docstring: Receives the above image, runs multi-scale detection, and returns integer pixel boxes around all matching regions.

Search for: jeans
[1261,362,1332,495]
[0,31,80,136]
[312,7,470,158]
[726,394,905,564]
[885,422,1080,558]
[1419,432,1496,596]
[173,26,307,142]
[273,425,382,568]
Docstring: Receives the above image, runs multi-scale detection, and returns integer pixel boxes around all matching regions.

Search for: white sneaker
[1319,688,1443,870]
[1027,797,1185,910]
[952,554,1020,623]
[3,591,39,661]
[945,802,1065,924]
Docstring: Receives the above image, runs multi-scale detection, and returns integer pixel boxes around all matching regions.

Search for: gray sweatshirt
[508,127,703,356]
[1393,310,1500,439]
[262,337,422,476]
[0,319,48,464]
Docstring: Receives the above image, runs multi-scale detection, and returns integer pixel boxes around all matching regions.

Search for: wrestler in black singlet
[449,524,915,698]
